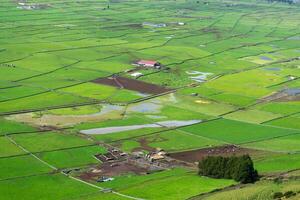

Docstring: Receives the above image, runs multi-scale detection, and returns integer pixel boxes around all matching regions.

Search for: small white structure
[130,72,143,78]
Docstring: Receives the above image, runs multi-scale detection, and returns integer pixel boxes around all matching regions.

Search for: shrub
[273,192,283,199]
[283,191,296,198]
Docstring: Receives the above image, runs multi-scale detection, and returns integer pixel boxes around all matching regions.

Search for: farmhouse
[135,60,161,69]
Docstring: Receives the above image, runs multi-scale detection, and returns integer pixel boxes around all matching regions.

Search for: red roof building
[136,60,160,67]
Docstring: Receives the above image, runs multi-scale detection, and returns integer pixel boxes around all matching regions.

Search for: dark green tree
[198,155,258,183]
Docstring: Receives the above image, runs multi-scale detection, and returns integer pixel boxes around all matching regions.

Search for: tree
[198,155,258,183]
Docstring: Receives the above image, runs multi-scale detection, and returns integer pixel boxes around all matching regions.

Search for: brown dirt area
[92,76,172,94]
[260,91,300,103]
[169,145,258,163]
[79,161,149,181]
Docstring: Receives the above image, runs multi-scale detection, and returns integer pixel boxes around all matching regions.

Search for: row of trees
[198,155,258,183]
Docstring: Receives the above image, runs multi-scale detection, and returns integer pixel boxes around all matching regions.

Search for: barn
[135,60,161,69]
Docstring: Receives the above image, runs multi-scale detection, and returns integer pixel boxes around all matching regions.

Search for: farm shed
[130,72,143,78]
[135,60,161,69]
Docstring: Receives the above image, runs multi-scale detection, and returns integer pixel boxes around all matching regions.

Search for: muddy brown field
[169,145,258,163]
[79,161,149,181]
[92,76,172,94]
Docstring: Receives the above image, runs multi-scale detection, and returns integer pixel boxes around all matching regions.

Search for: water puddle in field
[264,67,281,71]
[288,36,300,40]
[260,56,272,61]
[283,88,300,95]
[80,120,201,135]
[186,71,212,83]
[8,104,125,127]
[128,102,161,113]
[146,115,167,119]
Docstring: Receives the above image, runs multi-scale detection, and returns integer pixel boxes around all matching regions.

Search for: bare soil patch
[79,161,149,181]
[92,76,172,94]
[169,145,257,163]
[260,88,300,103]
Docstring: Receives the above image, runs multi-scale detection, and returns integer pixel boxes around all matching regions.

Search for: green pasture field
[98,168,235,200]
[0,174,98,200]
[76,193,129,200]
[36,145,106,169]
[201,180,300,200]
[0,92,90,114]
[74,116,149,131]
[0,118,37,135]
[180,118,297,144]
[244,134,300,152]
[0,155,52,180]
[0,136,25,157]
[48,105,103,116]
[266,114,300,130]
[254,153,300,173]
[0,0,300,199]
[224,109,282,124]
[146,129,223,152]
[11,131,93,153]
[255,102,300,115]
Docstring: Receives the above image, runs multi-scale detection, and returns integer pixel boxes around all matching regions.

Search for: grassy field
[0,0,299,199]
[98,168,235,200]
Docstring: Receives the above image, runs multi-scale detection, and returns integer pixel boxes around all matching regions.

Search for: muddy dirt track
[92,76,172,94]
[169,145,257,163]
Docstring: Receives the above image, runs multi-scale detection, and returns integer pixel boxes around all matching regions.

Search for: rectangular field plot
[93,127,165,143]
[244,134,300,152]
[0,86,47,102]
[76,193,129,200]
[0,118,36,135]
[180,119,297,144]
[255,102,300,115]
[145,129,223,152]
[0,137,25,157]
[36,145,106,169]
[98,168,235,200]
[0,155,52,180]
[266,114,300,130]
[224,109,282,124]
[202,180,300,200]
[0,174,98,200]
[11,131,93,153]
[0,67,40,82]
[203,69,283,98]
[72,60,134,74]
[254,153,300,173]
[75,116,150,131]
[60,82,140,102]
[12,53,78,72]
[209,93,256,107]
[174,95,236,116]
[0,92,90,114]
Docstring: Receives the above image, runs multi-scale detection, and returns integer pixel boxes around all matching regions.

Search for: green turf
[180,119,297,144]
[0,174,98,200]
[0,136,25,157]
[1,0,300,199]
[11,131,93,153]
[0,155,52,180]
[36,145,107,169]
[0,118,37,135]
[98,168,235,200]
